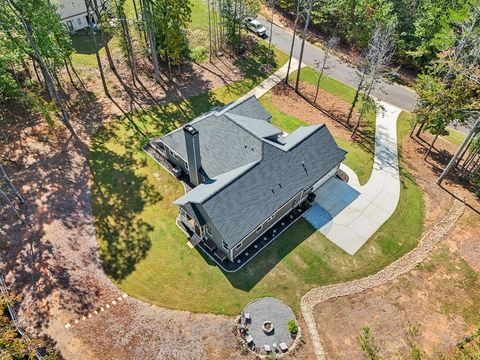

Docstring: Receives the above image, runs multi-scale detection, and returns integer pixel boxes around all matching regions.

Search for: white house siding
[55,0,94,32]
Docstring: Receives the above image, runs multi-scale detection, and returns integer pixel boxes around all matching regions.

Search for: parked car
[244,18,267,37]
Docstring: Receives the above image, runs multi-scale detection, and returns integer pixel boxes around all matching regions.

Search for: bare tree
[140,0,161,83]
[285,0,302,84]
[347,22,396,126]
[313,34,339,103]
[295,0,313,92]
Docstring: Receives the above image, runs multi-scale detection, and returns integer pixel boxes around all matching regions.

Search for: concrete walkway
[239,58,305,101]
[303,101,402,255]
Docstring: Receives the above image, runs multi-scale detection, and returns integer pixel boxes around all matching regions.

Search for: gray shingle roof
[200,125,346,246]
[159,95,347,247]
[157,97,265,179]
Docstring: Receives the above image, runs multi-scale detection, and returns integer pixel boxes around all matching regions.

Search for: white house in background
[55,0,106,32]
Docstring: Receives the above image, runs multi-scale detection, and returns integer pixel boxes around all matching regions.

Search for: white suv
[245,18,267,37]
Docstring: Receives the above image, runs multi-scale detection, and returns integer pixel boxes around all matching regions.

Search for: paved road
[259,17,418,112]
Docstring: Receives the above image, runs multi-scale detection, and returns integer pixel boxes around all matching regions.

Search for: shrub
[287,319,298,334]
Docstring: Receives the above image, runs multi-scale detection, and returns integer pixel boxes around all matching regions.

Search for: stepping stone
[117,296,123,301]
[254,244,258,249]
[245,252,249,256]
[122,293,128,298]
[273,229,277,234]
[87,313,92,319]
[94,310,98,315]
[237,260,241,264]
[100,307,105,312]
[81,316,86,321]
[263,237,267,240]
[106,304,110,309]
[281,222,285,226]
[112,300,117,305]
[64,323,71,329]
[74,319,79,324]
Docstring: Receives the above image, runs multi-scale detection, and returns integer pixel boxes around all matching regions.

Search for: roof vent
[301,161,308,173]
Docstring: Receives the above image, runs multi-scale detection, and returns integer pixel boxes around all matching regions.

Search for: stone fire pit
[241,297,296,355]
[262,321,274,334]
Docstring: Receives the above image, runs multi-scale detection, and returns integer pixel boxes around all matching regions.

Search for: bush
[287,319,298,334]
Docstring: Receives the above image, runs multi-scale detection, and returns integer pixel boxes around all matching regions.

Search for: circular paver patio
[242,297,296,354]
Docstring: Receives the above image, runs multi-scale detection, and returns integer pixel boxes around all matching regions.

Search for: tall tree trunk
[8,0,76,136]
[68,58,88,92]
[132,0,148,46]
[347,74,365,125]
[92,0,115,70]
[207,0,213,62]
[85,0,109,96]
[285,0,301,84]
[141,0,161,83]
[424,133,440,160]
[32,60,43,87]
[268,0,275,66]
[295,0,313,92]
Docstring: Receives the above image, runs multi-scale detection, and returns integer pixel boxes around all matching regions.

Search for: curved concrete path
[300,193,465,359]
[304,101,402,255]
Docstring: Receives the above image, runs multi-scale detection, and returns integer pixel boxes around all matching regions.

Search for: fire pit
[262,321,274,334]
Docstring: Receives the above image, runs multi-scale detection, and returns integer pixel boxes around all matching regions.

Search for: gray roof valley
[155,95,346,247]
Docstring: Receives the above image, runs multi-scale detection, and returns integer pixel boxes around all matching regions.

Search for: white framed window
[222,241,228,250]
[206,225,212,236]
[256,224,262,233]
[169,149,177,158]
[184,161,189,169]
[235,242,242,250]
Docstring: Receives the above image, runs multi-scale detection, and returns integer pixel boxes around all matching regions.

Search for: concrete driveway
[303,101,402,255]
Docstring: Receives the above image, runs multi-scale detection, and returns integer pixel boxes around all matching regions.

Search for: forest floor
[0,43,317,359]
[312,129,480,358]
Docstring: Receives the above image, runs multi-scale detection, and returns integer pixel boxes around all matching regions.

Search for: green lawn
[441,127,466,146]
[90,45,424,314]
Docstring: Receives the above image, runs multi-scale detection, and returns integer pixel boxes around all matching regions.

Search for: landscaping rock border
[300,192,465,360]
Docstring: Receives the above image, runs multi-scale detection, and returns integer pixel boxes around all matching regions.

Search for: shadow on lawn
[90,124,162,281]
[71,29,112,55]
[217,219,316,291]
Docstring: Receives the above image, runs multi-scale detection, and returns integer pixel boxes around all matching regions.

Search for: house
[151,96,346,263]
[54,0,104,32]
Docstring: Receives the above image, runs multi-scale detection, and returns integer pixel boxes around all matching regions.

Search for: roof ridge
[174,160,261,205]
[215,95,256,116]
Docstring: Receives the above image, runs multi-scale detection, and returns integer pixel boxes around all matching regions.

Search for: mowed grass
[441,127,467,146]
[90,51,424,314]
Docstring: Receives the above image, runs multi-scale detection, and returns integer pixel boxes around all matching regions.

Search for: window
[222,241,229,250]
[169,149,177,159]
[77,18,82,25]
[184,161,189,169]
[206,225,212,236]
[235,242,243,250]
[267,214,275,222]
[256,225,262,233]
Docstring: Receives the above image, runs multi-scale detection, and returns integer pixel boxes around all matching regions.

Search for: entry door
[66,21,74,32]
